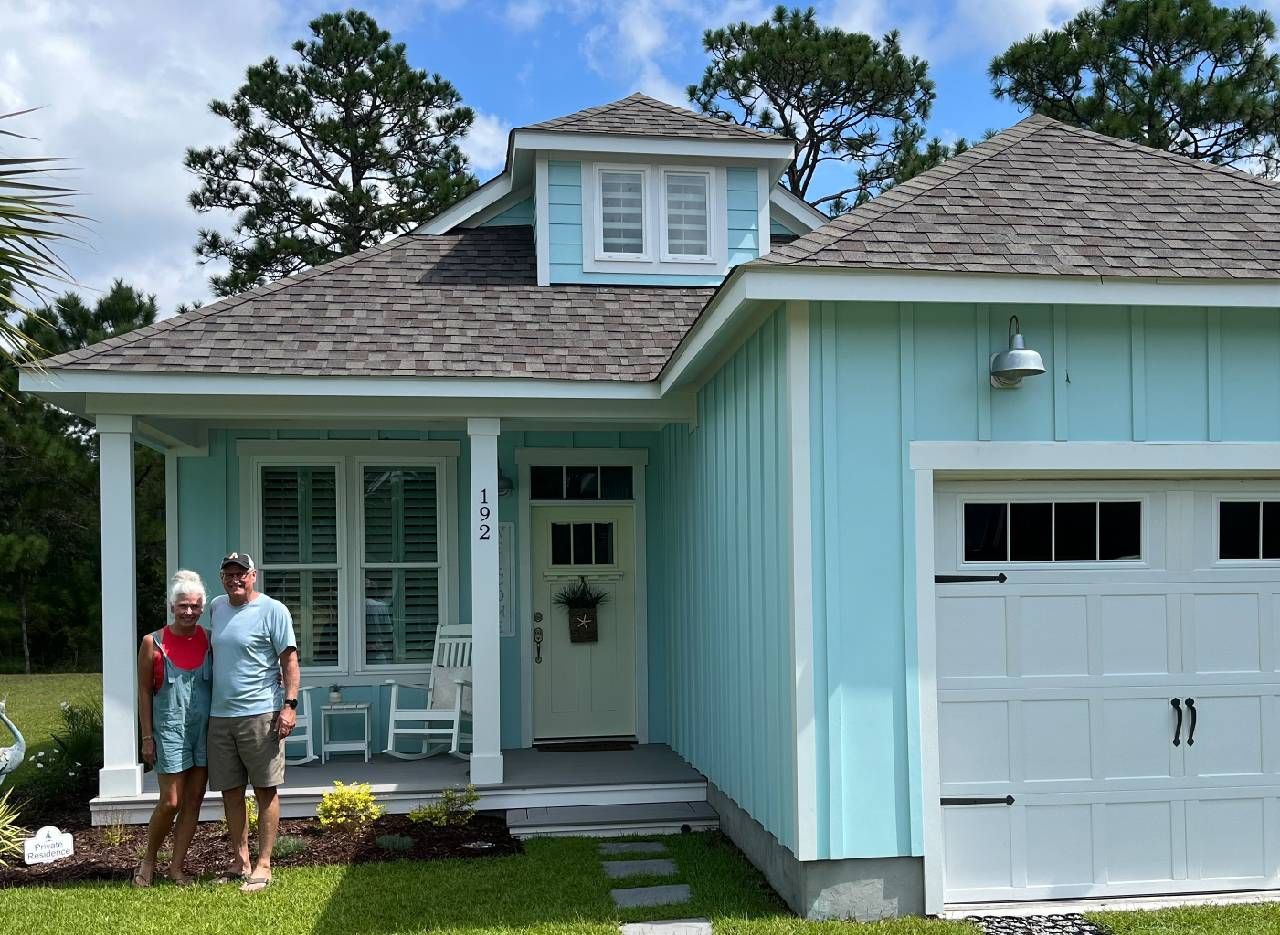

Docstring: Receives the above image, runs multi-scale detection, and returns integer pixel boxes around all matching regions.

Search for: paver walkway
[599,839,710,933]
[969,914,1108,935]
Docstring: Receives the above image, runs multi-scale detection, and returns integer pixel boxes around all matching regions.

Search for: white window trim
[956,494,1150,568]
[237,440,460,682]
[592,164,651,262]
[581,162,729,276]
[658,166,716,264]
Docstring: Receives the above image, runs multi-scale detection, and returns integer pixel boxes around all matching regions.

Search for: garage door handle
[934,573,1008,584]
[1185,698,1196,746]
[941,796,1015,806]
[1171,698,1183,746]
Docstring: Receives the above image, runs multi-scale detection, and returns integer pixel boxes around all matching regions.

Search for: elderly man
[207,551,299,893]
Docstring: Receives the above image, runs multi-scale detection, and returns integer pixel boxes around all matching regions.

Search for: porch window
[248,447,454,675]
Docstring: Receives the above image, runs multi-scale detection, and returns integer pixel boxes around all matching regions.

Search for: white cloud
[952,0,1091,51]
[463,111,512,177]
[0,0,295,314]
[505,0,548,31]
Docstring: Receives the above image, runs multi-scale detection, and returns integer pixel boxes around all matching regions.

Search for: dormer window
[662,170,711,261]
[600,170,646,256]
[583,162,727,276]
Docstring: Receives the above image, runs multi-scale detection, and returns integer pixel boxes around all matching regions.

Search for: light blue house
[25,94,1280,919]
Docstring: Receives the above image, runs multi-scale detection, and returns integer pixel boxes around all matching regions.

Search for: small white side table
[320,702,371,764]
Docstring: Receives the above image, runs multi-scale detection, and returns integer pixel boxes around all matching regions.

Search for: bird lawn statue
[0,699,25,786]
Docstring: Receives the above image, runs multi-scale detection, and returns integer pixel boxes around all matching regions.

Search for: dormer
[421,94,826,286]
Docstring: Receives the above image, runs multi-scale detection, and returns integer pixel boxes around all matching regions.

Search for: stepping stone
[600,841,667,856]
[611,884,692,908]
[620,921,711,935]
[603,858,677,879]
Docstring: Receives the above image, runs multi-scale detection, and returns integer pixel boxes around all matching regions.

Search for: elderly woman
[133,569,213,886]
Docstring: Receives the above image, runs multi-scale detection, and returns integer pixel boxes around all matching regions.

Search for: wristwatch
[283,698,298,710]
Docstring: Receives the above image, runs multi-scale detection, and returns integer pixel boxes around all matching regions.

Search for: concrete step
[603,858,677,879]
[620,922,711,935]
[601,841,668,856]
[508,801,718,838]
[611,884,692,909]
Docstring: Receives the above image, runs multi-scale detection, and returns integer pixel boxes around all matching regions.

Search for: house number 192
[477,488,492,541]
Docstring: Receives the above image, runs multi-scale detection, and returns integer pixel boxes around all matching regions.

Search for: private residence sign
[24,826,73,864]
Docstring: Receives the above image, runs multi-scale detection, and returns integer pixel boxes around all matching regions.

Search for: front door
[531,505,637,739]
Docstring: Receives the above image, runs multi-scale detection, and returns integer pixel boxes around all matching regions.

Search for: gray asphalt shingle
[524,93,779,143]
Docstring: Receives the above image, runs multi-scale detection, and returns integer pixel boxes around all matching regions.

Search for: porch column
[96,415,142,798]
[467,418,503,784]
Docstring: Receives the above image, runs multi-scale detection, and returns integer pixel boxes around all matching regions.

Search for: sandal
[240,874,272,893]
[131,860,154,888]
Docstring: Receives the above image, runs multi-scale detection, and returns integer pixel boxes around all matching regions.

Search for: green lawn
[1090,903,1280,934]
[0,673,101,791]
[0,832,975,935]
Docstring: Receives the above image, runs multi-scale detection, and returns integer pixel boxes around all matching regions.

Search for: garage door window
[1219,500,1280,560]
[964,500,1142,563]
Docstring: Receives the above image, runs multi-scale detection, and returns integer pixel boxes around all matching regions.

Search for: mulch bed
[0,811,520,888]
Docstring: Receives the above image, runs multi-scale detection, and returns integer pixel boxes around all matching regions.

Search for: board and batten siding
[652,308,798,851]
[808,300,1280,863]
[172,427,669,751]
[546,159,756,286]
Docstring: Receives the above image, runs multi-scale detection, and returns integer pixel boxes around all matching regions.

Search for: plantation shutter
[600,171,644,254]
[260,466,340,667]
[664,172,708,257]
[363,467,440,665]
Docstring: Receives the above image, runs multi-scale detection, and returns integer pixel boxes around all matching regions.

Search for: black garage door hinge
[941,796,1015,806]
[935,573,1008,584]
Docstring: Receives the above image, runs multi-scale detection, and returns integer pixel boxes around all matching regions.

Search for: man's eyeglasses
[220,570,254,581]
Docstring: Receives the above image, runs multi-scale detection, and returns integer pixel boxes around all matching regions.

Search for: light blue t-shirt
[208,593,297,718]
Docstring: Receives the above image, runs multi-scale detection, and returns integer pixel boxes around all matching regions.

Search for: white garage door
[935,480,1280,904]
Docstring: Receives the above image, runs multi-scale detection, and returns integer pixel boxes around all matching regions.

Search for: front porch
[91,744,713,833]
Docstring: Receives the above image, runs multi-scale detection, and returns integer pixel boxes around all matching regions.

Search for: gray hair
[167,569,207,606]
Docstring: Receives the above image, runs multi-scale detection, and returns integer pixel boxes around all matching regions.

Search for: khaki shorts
[208,713,286,791]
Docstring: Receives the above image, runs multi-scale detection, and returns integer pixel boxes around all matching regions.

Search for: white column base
[98,763,143,798]
[469,752,504,786]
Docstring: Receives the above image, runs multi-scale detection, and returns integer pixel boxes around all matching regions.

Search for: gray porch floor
[96,744,706,825]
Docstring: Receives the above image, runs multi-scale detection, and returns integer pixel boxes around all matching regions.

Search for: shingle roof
[524,92,779,143]
[38,227,714,381]
[760,114,1280,279]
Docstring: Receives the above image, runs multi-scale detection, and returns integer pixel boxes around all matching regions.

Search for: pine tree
[186,10,477,296]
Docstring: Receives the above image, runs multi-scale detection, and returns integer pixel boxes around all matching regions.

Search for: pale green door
[531,505,636,739]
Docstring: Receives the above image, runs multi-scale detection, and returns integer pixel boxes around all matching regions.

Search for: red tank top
[153,625,209,689]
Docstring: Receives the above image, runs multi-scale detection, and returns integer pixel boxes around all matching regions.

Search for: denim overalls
[151,627,213,774]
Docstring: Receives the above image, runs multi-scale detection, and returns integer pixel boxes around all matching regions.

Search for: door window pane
[265,568,339,668]
[964,503,1007,562]
[1054,502,1096,561]
[1264,503,1280,559]
[572,522,593,564]
[1221,501,1261,559]
[551,523,571,565]
[1010,502,1052,562]
[1100,501,1142,560]
[550,521,615,565]
[593,523,614,565]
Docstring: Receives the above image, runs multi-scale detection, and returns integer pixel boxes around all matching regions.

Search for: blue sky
[4,0,1279,313]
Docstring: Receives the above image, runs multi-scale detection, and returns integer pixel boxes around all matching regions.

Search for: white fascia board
[658,272,749,394]
[769,188,828,232]
[418,172,514,234]
[911,440,1280,474]
[22,369,665,401]
[513,129,795,162]
[741,266,1280,307]
[463,184,533,227]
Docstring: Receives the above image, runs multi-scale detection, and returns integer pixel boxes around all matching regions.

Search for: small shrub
[12,701,102,824]
[102,813,129,847]
[375,834,414,852]
[272,834,307,859]
[408,785,480,828]
[316,781,383,833]
[0,789,29,868]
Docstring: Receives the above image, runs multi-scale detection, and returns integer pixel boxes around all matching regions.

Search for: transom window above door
[245,444,456,675]
[530,464,633,501]
[963,500,1142,563]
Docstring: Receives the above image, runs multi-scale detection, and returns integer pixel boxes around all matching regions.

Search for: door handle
[533,625,543,665]
[1185,698,1197,746]
[1171,698,1183,746]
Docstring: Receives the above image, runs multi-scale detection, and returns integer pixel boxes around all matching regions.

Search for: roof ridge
[766,115,1055,265]
[1028,113,1280,194]
[37,237,409,370]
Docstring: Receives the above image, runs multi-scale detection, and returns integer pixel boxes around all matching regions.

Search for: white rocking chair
[384,625,473,760]
[283,686,318,766]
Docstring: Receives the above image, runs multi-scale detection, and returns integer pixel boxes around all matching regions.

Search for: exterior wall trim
[514,129,796,162]
[514,446,651,748]
[786,301,818,860]
[909,440,1280,913]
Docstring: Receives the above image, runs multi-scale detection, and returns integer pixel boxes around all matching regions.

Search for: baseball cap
[220,551,256,571]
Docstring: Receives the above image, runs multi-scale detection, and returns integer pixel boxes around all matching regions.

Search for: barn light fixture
[990,315,1046,389]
